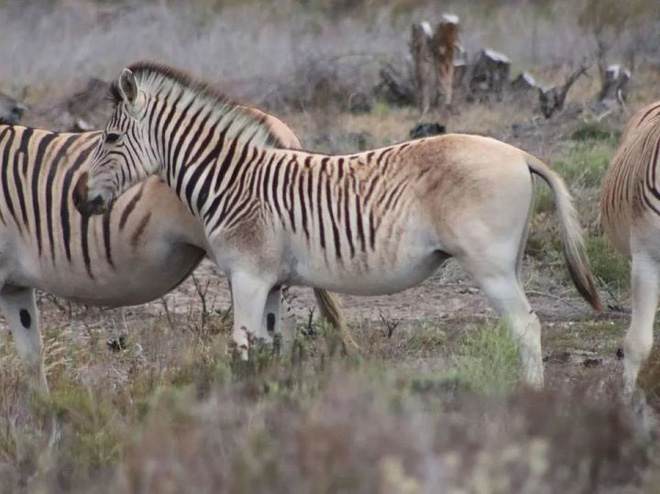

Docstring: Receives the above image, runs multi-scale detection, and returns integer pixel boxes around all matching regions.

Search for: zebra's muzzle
[82,195,107,216]
[73,172,108,216]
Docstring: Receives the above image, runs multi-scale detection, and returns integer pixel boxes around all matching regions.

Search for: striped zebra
[78,62,602,388]
[601,101,660,394]
[0,108,347,395]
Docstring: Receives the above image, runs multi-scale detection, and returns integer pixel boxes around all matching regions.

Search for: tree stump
[537,64,589,118]
[511,72,539,92]
[599,64,631,105]
[410,22,434,115]
[377,63,416,106]
[453,60,468,88]
[429,14,460,109]
[469,49,511,101]
[510,72,539,104]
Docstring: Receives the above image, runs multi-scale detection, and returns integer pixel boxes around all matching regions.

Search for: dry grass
[0,310,655,494]
[2,0,658,107]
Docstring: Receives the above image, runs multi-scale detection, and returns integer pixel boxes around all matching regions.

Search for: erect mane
[108,61,284,149]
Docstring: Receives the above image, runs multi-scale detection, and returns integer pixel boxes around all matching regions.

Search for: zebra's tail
[525,155,603,312]
[313,288,361,354]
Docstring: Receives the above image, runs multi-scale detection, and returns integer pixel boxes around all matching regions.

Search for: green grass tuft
[587,235,630,294]
[552,141,615,189]
[453,322,521,395]
[571,122,619,142]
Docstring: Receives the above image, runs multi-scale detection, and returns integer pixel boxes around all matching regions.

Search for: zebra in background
[79,62,601,388]
[601,101,660,395]
[0,108,348,395]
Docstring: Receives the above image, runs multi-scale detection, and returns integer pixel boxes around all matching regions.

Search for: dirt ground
[31,254,630,396]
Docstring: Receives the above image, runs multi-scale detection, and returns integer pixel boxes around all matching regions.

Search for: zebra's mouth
[72,172,110,216]
[83,194,108,215]
[74,192,108,216]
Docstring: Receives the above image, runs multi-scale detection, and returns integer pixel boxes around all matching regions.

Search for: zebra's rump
[0,124,207,305]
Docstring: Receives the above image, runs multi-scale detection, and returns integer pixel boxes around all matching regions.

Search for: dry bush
[108,369,649,494]
[3,0,656,112]
[2,300,654,493]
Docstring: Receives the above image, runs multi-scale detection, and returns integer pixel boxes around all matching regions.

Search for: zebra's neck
[158,117,250,221]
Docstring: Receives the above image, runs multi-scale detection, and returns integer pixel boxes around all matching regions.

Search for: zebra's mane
[615,115,660,177]
[108,61,283,149]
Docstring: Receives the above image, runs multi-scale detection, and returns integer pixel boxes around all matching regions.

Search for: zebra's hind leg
[622,249,658,396]
[0,287,48,394]
[229,271,272,359]
[458,252,543,389]
[479,273,543,389]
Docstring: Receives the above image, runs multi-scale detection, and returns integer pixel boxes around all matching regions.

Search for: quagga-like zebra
[601,101,660,395]
[0,107,348,394]
[78,62,602,388]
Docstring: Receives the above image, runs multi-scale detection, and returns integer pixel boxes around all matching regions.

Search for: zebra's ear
[118,69,138,106]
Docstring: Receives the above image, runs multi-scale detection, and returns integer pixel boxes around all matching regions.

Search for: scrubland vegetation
[2,0,660,492]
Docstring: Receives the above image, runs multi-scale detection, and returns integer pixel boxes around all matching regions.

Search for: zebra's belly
[290,248,449,296]
[19,243,205,307]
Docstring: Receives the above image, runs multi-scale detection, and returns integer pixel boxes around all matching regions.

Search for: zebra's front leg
[263,286,282,341]
[0,287,48,394]
[230,271,272,359]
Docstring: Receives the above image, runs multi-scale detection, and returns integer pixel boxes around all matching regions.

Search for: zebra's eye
[105,132,121,145]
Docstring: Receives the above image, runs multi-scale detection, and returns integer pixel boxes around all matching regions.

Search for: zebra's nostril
[86,195,107,215]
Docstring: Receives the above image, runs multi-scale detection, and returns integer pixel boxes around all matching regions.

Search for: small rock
[544,351,571,364]
[107,334,128,352]
[410,122,446,139]
[0,91,26,124]
[582,357,602,368]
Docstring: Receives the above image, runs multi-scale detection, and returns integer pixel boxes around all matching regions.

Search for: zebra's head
[76,68,156,216]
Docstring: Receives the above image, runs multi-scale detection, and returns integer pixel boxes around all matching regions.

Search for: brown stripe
[131,212,152,249]
[119,182,146,230]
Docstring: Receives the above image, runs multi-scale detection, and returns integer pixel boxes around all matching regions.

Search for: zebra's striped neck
[117,62,287,219]
[117,61,281,152]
